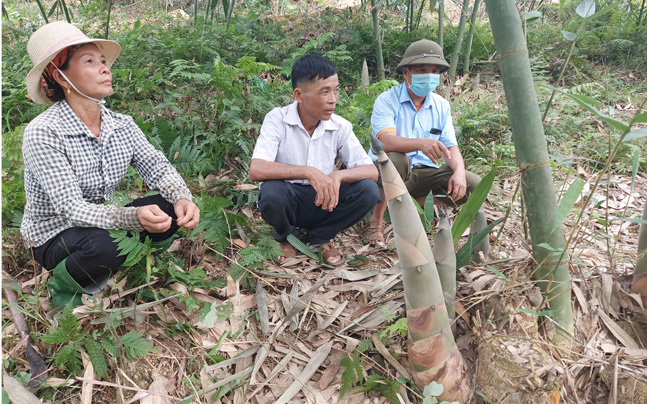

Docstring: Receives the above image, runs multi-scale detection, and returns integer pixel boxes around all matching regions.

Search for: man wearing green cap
[365,39,482,246]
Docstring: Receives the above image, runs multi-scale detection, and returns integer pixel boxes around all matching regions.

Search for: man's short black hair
[291,54,337,90]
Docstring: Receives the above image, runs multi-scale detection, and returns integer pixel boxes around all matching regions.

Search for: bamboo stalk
[371,0,385,81]
[631,204,647,303]
[484,0,574,343]
[447,0,471,80]
[463,0,482,73]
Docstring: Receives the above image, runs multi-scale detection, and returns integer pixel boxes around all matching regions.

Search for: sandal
[277,241,297,263]
[364,225,385,247]
[319,243,345,267]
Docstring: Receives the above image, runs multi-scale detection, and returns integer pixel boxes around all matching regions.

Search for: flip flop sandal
[319,245,345,267]
[364,225,385,247]
[286,235,339,269]
[280,241,297,258]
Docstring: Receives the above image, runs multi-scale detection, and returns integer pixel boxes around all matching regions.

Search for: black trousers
[33,194,178,287]
[257,179,380,244]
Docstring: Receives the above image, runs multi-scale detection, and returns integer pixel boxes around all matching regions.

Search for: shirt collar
[54,100,120,140]
[283,101,339,137]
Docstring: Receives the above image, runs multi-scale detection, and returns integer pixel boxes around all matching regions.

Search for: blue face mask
[407,73,440,97]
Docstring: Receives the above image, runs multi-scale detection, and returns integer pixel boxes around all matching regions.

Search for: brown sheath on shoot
[371,136,472,401]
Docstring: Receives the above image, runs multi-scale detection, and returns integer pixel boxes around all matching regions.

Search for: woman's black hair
[291,54,337,90]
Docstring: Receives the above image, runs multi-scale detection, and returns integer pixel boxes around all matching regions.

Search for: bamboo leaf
[624,128,647,142]
[630,111,647,125]
[608,217,647,225]
[456,218,502,268]
[543,85,630,133]
[553,178,585,232]
[276,341,333,404]
[451,167,497,244]
[561,31,577,41]
[631,150,640,191]
[424,193,435,224]
[576,0,595,18]
[524,11,541,23]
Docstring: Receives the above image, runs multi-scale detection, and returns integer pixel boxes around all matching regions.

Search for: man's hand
[420,139,451,165]
[447,171,467,201]
[175,199,200,229]
[308,168,342,212]
[137,205,172,233]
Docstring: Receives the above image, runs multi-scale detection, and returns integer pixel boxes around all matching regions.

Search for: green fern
[110,230,150,267]
[379,317,408,339]
[83,339,108,379]
[40,305,81,344]
[357,374,402,404]
[339,351,364,398]
[357,338,374,353]
[54,344,82,374]
[120,330,154,360]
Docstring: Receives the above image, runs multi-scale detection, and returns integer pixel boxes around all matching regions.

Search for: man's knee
[342,179,381,207]
[466,171,481,194]
[257,180,292,212]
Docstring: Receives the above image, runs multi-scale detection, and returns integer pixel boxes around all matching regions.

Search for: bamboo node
[519,161,550,173]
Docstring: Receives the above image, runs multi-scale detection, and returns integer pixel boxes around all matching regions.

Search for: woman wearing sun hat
[21,21,200,307]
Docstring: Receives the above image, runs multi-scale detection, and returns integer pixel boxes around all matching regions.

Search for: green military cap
[395,39,450,74]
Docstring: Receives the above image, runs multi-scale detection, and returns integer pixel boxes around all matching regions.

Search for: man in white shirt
[250,55,379,266]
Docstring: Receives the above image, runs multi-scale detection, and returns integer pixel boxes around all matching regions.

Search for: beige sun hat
[395,39,449,74]
[26,21,121,104]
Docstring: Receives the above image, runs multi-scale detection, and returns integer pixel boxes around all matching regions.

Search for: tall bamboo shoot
[632,203,647,304]
[433,206,457,320]
[371,136,471,401]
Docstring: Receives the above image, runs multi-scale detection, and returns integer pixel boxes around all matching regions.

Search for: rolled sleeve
[337,122,373,169]
[371,94,397,137]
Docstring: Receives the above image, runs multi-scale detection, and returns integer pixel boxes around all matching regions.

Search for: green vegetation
[2,0,646,402]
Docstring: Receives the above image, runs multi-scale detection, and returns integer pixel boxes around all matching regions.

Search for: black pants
[33,194,178,287]
[257,179,380,244]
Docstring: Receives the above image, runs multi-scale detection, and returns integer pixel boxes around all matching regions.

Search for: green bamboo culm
[433,206,457,320]
[463,0,482,73]
[370,136,471,401]
[447,0,471,80]
[632,203,647,304]
[484,0,575,344]
[371,0,385,81]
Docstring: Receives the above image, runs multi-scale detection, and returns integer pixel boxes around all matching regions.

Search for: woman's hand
[175,199,200,229]
[137,205,172,233]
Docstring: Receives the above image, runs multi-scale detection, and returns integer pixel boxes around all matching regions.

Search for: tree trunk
[447,0,471,80]
[484,0,575,343]
[371,0,385,81]
[371,137,472,401]
[632,203,647,304]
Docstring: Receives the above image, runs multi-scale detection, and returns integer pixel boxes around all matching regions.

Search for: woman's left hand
[175,199,200,229]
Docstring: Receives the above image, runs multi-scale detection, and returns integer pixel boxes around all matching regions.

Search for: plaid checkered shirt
[20,101,193,248]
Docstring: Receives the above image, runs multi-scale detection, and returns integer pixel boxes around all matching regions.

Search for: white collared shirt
[252,101,373,184]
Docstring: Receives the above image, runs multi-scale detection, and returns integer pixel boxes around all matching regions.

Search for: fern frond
[83,339,108,379]
[120,330,154,360]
